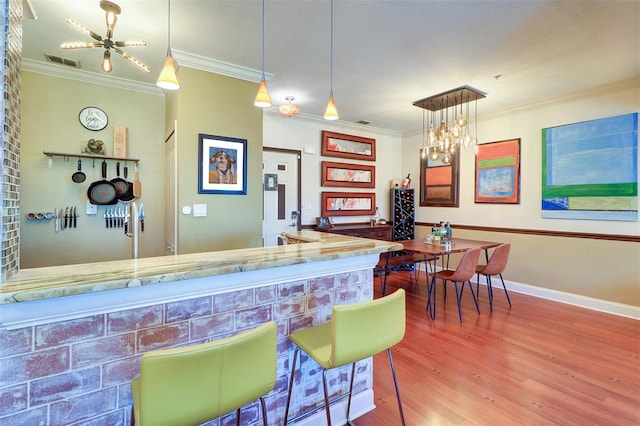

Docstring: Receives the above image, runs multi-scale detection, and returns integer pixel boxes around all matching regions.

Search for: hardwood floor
[354,270,640,425]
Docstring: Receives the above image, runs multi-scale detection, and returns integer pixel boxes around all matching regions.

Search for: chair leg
[486,275,494,312]
[259,397,268,426]
[345,363,356,425]
[442,279,447,303]
[467,280,481,314]
[321,369,333,425]
[236,408,241,426]
[453,281,463,323]
[130,408,135,426]
[499,273,512,307]
[381,268,388,296]
[387,348,406,426]
[283,347,301,425]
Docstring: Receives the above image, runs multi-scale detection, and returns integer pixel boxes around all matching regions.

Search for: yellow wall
[171,68,263,253]
[19,72,166,267]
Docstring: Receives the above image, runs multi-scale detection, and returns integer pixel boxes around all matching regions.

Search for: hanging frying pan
[118,164,136,202]
[71,159,86,183]
[87,160,118,205]
[110,162,129,197]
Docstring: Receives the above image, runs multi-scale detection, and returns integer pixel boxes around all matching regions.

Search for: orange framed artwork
[321,191,376,216]
[419,153,460,207]
[321,161,375,188]
[475,139,521,204]
[321,131,376,161]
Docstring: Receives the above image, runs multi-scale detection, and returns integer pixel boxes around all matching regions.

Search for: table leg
[426,254,437,320]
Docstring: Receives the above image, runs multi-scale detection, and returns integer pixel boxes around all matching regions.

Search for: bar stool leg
[283,347,301,425]
[321,369,332,425]
[387,348,406,426]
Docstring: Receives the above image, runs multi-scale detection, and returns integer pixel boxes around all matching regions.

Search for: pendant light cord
[166,0,172,56]
[330,0,334,95]
[261,0,266,80]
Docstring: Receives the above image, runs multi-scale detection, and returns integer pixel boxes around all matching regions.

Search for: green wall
[170,67,263,254]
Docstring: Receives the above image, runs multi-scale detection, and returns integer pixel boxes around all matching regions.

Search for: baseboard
[414,264,639,320]
[292,389,375,426]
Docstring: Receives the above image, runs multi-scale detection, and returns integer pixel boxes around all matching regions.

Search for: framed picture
[475,138,521,204]
[198,133,247,195]
[321,191,376,216]
[541,113,638,221]
[264,173,278,191]
[321,161,375,188]
[419,153,460,207]
[316,216,332,228]
[321,131,376,161]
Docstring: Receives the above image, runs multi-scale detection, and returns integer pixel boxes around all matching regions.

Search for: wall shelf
[43,151,140,166]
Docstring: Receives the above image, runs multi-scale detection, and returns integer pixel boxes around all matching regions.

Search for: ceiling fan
[60,0,150,74]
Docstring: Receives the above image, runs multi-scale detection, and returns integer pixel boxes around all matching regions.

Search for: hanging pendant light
[156,0,180,90]
[278,96,301,117]
[254,0,272,107]
[413,86,485,162]
[324,0,339,120]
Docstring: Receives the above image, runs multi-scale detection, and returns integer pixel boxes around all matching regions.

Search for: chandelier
[413,86,485,164]
[278,96,301,117]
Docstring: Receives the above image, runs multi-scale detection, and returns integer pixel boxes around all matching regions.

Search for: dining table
[401,238,501,320]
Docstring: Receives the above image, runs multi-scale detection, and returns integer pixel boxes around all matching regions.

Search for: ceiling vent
[44,53,80,68]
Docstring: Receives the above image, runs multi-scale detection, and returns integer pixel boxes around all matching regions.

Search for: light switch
[193,204,207,217]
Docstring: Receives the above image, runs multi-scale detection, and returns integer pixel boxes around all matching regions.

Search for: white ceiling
[21,0,640,133]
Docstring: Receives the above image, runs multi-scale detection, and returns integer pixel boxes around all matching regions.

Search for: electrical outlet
[86,200,97,215]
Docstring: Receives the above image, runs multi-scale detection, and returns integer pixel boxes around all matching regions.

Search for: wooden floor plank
[352,270,640,425]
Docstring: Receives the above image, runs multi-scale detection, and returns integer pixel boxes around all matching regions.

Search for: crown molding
[172,49,273,83]
[21,58,163,96]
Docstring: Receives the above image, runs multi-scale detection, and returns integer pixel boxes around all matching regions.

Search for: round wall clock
[79,107,108,131]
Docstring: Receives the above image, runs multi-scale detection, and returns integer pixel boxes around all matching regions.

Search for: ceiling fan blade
[65,19,103,42]
[114,40,147,48]
[61,41,103,50]
[113,46,151,73]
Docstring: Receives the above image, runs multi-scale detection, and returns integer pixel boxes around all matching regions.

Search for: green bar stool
[130,321,277,426]
[284,289,406,425]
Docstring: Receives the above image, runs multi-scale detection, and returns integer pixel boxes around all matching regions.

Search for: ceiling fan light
[101,50,112,72]
[157,55,180,90]
[324,94,339,120]
[254,79,272,108]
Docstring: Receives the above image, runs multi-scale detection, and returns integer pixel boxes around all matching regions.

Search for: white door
[262,148,300,246]
[164,121,178,255]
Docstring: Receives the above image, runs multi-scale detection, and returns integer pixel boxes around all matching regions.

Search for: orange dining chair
[429,247,481,323]
[475,243,512,312]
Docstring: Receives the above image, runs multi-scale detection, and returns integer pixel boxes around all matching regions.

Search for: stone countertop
[1,231,402,304]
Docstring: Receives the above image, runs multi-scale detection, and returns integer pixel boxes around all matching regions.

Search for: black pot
[71,160,86,183]
[87,161,118,205]
[118,164,136,202]
[110,162,129,198]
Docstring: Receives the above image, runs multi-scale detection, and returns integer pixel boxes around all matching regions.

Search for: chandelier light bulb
[101,50,112,72]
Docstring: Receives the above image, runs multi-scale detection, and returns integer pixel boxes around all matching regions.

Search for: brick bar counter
[0,231,401,426]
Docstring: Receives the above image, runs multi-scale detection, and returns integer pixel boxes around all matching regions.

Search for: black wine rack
[391,188,415,241]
